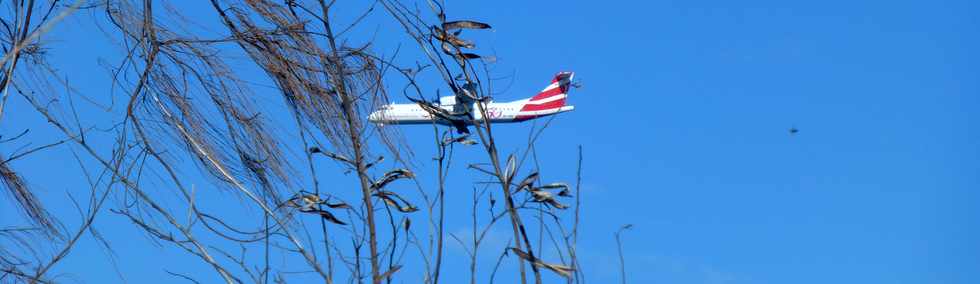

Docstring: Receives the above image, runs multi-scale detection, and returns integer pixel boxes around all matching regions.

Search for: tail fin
[521,71,574,112]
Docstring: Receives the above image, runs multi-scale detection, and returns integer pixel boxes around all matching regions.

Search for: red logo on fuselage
[487,108,503,118]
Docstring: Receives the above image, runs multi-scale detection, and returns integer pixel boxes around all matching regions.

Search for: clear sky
[1,0,977,283]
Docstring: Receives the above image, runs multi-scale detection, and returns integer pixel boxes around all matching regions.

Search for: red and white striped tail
[520,71,574,113]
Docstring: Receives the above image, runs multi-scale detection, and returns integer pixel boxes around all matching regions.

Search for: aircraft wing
[456,82,479,103]
[409,97,470,134]
[451,82,480,114]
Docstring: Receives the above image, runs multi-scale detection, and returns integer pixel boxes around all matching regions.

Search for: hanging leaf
[432,26,475,48]
[458,53,481,59]
[294,204,346,225]
[439,41,481,61]
[301,194,324,205]
[281,193,323,210]
[515,172,540,192]
[442,20,492,30]
[313,149,353,165]
[504,154,517,182]
[443,134,476,146]
[371,169,414,190]
[326,202,351,209]
[530,190,569,209]
[509,247,574,278]
[537,182,571,197]
[374,191,419,213]
[309,208,347,225]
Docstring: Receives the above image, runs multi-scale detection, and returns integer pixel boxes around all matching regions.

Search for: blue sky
[1,0,977,283]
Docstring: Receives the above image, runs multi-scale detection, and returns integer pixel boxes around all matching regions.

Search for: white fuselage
[368,97,574,126]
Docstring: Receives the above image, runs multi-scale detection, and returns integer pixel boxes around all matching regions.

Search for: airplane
[367,71,575,134]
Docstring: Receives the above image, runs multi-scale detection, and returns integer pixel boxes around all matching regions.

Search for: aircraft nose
[368,111,380,123]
